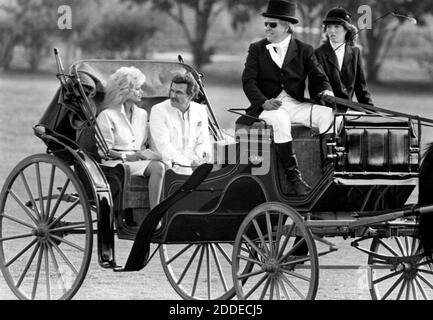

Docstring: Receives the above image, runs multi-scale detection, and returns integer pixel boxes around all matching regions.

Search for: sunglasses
[264,22,278,28]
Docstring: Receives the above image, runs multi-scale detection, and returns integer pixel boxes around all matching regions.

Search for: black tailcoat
[239,37,331,125]
[314,40,373,105]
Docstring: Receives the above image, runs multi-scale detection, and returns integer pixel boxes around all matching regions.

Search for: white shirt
[330,41,346,71]
[266,34,292,68]
[149,99,212,175]
[96,104,149,154]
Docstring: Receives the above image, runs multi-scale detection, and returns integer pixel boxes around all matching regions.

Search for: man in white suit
[149,73,212,175]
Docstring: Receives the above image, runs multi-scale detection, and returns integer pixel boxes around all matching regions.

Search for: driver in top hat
[238,0,336,196]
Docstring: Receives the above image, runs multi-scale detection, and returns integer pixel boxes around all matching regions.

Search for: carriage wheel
[160,242,253,300]
[232,202,319,300]
[0,154,93,300]
[368,236,433,300]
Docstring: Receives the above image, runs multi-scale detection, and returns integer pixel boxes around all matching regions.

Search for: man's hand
[262,99,282,111]
[319,90,334,97]
[127,152,143,162]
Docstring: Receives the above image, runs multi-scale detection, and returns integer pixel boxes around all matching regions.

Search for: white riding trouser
[259,91,337,143]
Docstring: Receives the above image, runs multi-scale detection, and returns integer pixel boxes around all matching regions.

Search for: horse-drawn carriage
[1,51,433,300]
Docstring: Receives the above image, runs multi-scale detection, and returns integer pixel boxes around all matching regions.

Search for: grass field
[1,62,433,300]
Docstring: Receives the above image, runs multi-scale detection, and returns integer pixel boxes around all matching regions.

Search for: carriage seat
[235,121,320,140]
[235,121,322,190]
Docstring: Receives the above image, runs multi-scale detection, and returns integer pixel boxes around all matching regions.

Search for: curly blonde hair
[103,66,146,110]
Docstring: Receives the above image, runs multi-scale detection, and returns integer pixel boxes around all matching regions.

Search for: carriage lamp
[249,155,264,166]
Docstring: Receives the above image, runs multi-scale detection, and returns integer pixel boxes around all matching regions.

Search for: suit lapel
[282,38,298,70]
[324,41,340,72]
[342,44,352,74]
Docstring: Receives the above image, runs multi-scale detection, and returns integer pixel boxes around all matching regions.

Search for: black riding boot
[275,142,311,196]
[321,133,335,172]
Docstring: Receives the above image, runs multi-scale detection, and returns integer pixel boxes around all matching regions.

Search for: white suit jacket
[149,99,212,174]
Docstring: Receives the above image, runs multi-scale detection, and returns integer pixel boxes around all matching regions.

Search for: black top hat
[323,7,352,25]
[262,0,299,24]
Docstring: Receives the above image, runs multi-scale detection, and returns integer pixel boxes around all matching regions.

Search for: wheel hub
[262,258,280,275]
[396,262,418,279]
[33,224,49,239]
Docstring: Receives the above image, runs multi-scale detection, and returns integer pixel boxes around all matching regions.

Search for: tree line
[0,0,432,83]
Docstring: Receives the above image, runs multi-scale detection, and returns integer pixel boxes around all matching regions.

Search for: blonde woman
[96,66,165,209]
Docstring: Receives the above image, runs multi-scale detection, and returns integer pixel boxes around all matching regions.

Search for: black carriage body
[33,59,421,256]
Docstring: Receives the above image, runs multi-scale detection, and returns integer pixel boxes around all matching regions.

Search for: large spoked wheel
[160,242,253,300]
[0,154,93,300]
[232,202,319,300]
[368,236,433,300]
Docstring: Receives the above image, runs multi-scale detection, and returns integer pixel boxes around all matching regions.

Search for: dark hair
[171,73,199,98]
[323,22,358,46]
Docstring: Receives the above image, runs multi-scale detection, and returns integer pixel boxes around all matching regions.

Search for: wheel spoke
[191,245,205,297]
[0,213,35,229]
[416,268,433,276]
[414,276,429,299]
[47,179,70,223]
[177,245,201,285]
[242,235,267,260]
[280,268,311,282]
[395,237,407,256]
[259,275,271,300]
[417,273,433,290]
[252,219,271,257]
[236,268,265,281]
[47,238,78,275]
[274,213,284,259]
[280,272,306,300]
[372,269,404,285]
[206,245,211,300]
[279,238,307,264]
[49,234,85,252]
[8,189,39,225]
[31,241,45,300]
[269,277,275,300]
[47,244,67,294]
[276,276,291,300]
[16,242,41,288]
[395,278,407,300]
[214,243,232,264]
[45,165,56,221]
[19,172,41,221]
[405,278,411,300]
[243,274,267,300]
[377,238,399,257]
[48,199,80,229]
[44,243,51,300]
[265,212,274,256]
[49,222,87,233]
[381,274,404,300]
[166,244,194,265]
[274,278,282,300]
[237,254,264,267]
[0,233,35,242]
[277,223,295,260]
[5,238,38,268]
[209,244,228,292]
[35,163,45,222]
[410,279,417,300]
